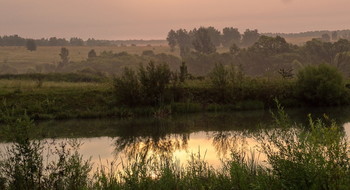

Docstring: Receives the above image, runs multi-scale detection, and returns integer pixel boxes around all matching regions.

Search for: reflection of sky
[47,132,261,171]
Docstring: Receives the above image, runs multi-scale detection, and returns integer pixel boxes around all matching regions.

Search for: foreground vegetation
[0,104,349,189]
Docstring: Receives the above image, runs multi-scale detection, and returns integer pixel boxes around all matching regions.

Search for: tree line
[0,35,161,47]
[167,27,260,56]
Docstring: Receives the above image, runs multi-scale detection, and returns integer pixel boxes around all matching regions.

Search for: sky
[1,0,350,40]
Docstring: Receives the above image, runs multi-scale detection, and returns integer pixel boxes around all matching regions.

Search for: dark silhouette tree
[57,47,69,69]
[250,35,290,56]
[176,29,192,57]
[166,29,177,52]
[88,49,97,59]
[321,33,331,42]
[241,29,260,47]
[332,31,338,41]
[70,37,84,46]
[206,26,221,47]
[192,27,216,54]
[25,39,37,51]
[222,27,241,48]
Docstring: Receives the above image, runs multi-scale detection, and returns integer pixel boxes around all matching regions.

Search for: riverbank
[0,75,348,121]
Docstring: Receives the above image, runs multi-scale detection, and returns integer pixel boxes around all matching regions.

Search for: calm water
[1,107,350,169]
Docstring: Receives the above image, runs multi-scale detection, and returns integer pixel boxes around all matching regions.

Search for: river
[1,107,350,170]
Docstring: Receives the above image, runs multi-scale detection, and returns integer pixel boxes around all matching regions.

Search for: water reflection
[113,133,189,158]
[1,108,350,169]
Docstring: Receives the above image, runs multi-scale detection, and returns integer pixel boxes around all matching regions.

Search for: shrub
[257,103,350,190]
[209,63,229,89]
[114,67,141,106]
[296,64,348,105]
[139,61,172,106]
[0,113,92,190]
[114,61,172,106]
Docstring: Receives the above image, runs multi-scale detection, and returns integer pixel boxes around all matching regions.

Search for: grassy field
[0,34,318,74]
[0,46,180,73]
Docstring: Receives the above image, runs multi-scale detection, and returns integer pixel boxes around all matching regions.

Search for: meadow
[0,45,179,73]
[0,32,315,74]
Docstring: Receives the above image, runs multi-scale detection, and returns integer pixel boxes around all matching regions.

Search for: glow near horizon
[0,0,349,40]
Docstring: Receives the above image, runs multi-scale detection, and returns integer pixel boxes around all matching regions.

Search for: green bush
[138,61,172,106]
[296,64,348,105]
[114,67,141,106]
[114,61,172,107]
[0,114,92,190]
[257,103,350,190]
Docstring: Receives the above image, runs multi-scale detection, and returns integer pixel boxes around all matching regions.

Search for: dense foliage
[296,64,348,105]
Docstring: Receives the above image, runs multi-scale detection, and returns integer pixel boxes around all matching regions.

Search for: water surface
[1,107,350,169]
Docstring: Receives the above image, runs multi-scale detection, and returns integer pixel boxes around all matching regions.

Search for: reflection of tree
[113,134,189,158]
[211,131,247,157]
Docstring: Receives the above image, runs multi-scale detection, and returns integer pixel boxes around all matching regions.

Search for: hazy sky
[1,0,349,40]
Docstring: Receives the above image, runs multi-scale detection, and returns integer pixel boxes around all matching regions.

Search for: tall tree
[192,27,216,54]
[70,37,84,46]
[176,29,192,57]
[206,26,221,47]
[57,47,69,69]
[321,33,331,42]
[222,27,241,48]
[25,39,37,51]
[166,29,177,52]
[332,31,338,41]
[250,36,290,56]
[241,29,260,47]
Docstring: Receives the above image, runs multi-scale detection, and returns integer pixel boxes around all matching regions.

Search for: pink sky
[0,0,349,40]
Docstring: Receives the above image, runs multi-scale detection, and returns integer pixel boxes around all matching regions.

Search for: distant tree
[222,27,241,48]
[321,33,331,42]
[25,39,37,51]
[48,37,69,46]
[70,37,84,46]
[176,29,192,57]
[192,27,216,54]
[332,31,338,41]
[229,43,240,55]
[179,62,188,82]
[250,35,290,56]
[88,49,97,59]
[166,29,177,52]
[241,29,260,47]
[206,26,221,47]
[304,38,350,66]
[1,35,26,46]
[57,47,69,69]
